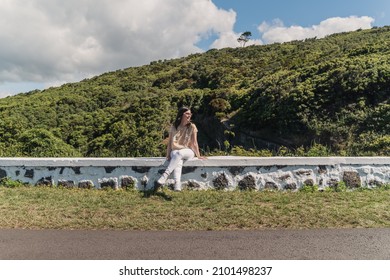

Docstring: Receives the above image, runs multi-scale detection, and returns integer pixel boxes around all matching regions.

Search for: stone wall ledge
[0,157,388,190]
[0,156,389,167]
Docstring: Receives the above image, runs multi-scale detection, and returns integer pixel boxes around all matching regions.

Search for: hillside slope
[0,27,389,157]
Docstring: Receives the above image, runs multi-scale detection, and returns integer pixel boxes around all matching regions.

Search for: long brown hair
[174,107,191,129]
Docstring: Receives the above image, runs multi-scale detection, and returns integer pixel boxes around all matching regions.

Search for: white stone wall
[0,157,388,190]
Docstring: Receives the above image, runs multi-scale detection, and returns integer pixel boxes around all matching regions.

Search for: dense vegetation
[0,27,389,157]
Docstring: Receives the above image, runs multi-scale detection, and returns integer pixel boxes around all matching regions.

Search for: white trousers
[165,148,195,189]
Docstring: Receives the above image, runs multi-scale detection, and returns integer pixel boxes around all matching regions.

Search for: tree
[237,31,252,47]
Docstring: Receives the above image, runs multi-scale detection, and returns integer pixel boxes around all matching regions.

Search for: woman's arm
[191,130,206,159]
[166,127,173,160]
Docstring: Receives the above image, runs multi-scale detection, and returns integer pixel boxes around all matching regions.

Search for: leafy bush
[0,177,26,188]
[324,181,348,192]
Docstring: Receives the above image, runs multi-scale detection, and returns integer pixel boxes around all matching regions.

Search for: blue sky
[0,0,388,97]
[213,0,389,32]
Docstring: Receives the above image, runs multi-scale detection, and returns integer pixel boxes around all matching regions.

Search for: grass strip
[0,186,389,230]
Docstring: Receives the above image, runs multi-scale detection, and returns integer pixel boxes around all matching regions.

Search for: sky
[0,0,389,98]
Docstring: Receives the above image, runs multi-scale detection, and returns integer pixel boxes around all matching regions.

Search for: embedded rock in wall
[99,177,118,190]
[0,168,7,179]
[368,179,384,187]
[186,181,201,190]
[58,180,76,188]
[78,180,94,189]
[343,171,361,188]
[36,176,53,186]
[120,176,136,190]
[25,169,34,178]
[264,182,278,190]
[238,175,256,190]
[213,173,229,190]
[283,183,297,190]
[303,179,314,186]
[327,178,339,188]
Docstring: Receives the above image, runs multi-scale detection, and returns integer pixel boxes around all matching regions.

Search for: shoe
[157,177,165,185]
[157,173,168,185]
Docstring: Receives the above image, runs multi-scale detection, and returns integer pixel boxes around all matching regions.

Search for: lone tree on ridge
[237,31,252,47]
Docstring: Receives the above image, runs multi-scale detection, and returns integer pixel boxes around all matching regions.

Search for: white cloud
[210,31,262,49]
[258,16,375,43]
[0,0,235,93]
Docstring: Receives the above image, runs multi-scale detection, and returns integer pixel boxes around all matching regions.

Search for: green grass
[0,186,389,230]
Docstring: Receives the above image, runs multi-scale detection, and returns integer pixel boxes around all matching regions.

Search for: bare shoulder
[190,123,198,132]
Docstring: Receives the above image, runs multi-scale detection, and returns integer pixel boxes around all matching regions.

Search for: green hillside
[0,27,389,157]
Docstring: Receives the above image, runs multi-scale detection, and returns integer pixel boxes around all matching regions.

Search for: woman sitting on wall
[157,106,206,191]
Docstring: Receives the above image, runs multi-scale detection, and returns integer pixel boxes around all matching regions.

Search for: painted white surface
[0,157,388,190]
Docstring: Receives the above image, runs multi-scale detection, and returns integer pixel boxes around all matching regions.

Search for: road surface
[1,228,389,259]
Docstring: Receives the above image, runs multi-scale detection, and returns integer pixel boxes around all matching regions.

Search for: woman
[157,107,206,191]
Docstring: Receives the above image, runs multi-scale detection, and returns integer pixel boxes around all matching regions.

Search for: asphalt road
[1,228,389,260]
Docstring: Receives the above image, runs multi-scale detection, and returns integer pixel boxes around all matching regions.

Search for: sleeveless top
[170,123,198,151]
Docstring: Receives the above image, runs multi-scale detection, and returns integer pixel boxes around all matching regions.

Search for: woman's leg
[157,149,194,189]
[172,149,194,190]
